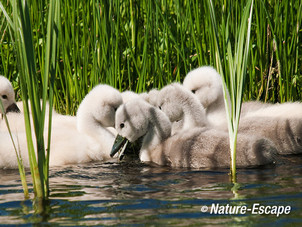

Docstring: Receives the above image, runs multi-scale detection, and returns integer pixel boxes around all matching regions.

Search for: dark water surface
[1,155,302,226]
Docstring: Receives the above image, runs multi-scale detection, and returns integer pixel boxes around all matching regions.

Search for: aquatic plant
[206,0,254,181]
[1,1,301,115]
[0,0,301,183]
[0,0,60,207]
[0,99,29,198]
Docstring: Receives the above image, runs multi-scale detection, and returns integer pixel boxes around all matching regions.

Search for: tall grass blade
[0,99,29,198]
[12,0,43,199]
[207,0,254,182]
[6,0,59,204]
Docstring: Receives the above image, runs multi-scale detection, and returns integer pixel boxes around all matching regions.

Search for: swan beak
[6,103,20,113]
[110,134,129,158]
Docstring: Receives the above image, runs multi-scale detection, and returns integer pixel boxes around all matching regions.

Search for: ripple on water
[0,156,302,225]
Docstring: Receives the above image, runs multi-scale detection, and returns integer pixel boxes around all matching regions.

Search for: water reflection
[0,155,302,225]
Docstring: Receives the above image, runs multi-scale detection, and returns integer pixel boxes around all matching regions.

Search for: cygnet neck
[140,105,171,161]
[181,89,209,130]
[77,98,116,147]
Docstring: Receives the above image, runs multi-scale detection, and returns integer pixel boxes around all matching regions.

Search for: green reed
[0,99,29,198]
[1,0,301,116]
[0,0,302,187]
[206,0,254,181]
[1,0,59,206]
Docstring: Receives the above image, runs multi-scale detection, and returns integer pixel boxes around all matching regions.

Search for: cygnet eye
[120,123,125,129]
[158,106,162,110]
[191,90,196,94]
[296,137,302,145]
[2,95,7,99]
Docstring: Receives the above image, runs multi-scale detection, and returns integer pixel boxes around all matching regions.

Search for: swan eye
[191,90,196,94]
[158,106,162,110]
[2,95,7,99]
[120,123,125,129]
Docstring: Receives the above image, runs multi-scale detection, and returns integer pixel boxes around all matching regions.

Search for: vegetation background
[1,0,302,115]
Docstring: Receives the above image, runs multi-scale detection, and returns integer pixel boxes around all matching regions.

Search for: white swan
[0,84,123,169]
[0,76,20,115]
[111,99,276,168]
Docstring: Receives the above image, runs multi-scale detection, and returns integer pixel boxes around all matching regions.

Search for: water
[1,155,302,226]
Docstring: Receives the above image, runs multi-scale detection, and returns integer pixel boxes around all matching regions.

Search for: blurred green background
[1,0,301,115]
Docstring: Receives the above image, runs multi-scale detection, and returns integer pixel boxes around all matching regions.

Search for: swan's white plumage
[114,99,276,168]
[156,83,208,135]
[0,84,123,169]
[237,116,302,155]
[121,90,140,103]
[183,66,230,127]
[243,102,302,119]
[183,66,302,122]
[0,76,19,115]
[140,88,159,106]
[182,66,302,155]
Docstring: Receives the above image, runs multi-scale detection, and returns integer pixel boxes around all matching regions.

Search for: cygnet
[183,66,229,128]
[0,84,123,169]
[0,76,20,115]
[156,83,208,135]
[111,99,276,168]
[182,66,302,154]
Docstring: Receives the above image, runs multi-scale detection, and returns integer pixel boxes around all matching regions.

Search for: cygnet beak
[6,103,21,113]
[110,134,129,160]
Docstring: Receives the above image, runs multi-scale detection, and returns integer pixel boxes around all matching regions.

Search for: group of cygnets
[1,66,302,169]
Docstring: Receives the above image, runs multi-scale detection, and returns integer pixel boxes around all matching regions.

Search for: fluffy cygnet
[0,102,69,133]
[111,99,276,168]
[0,75,65,132]
[156,83,209,135]
[121,90,140,103]
[157,82,302,155]
[0,76,20,115]
[237,116,302,155]
[182,66,302,155]
[76,84,123,145]
[243,102,302,119]
[183,66,302,124]
[0,126,100,168]
[183,66,230,128]
[141,88,159,106]
[0,84,123,169]
[0,80,74,133]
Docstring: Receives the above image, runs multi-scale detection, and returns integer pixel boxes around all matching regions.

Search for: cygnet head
[183,66,229,110]
[115,100,150,143]
[157,83,188,123]
[0,76,20,114]
[110,99,171,157]
[77,84,123,131]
